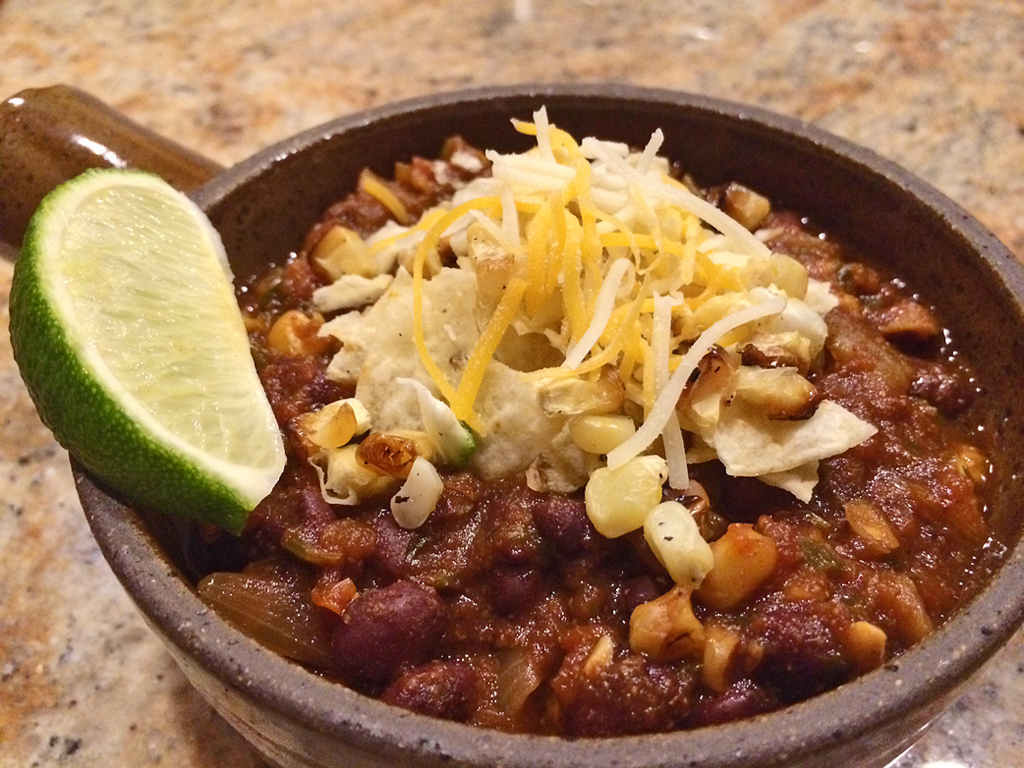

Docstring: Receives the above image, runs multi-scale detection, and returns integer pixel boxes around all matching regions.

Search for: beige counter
[1,1,1022,766]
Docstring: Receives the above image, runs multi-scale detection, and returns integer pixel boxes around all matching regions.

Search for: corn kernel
[569,414,636,455]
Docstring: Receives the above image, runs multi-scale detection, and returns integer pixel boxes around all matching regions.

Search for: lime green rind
[10,170,271,535]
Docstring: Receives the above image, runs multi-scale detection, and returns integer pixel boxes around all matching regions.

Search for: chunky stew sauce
[203,134,1003,736]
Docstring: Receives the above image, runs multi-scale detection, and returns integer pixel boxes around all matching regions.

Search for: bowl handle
[0,84,226,248]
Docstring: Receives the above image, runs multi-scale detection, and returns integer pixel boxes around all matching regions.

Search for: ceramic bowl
[62,84,1024,767]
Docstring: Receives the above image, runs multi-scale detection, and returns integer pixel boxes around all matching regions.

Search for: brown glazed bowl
[24,84,1024,767]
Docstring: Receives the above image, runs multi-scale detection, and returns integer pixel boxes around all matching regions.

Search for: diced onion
[390,456,444,529]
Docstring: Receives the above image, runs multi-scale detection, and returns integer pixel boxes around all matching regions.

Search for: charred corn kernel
[629,585,705,661]
[695,523,778,611]
[297,398,371,451]
[539,375,625,417]
[720,183,772,232]
[582,634,615,675]
[356,430,436,479]
[585,455,668,538]
[570,414,636,455]
[266,310,331,357]
[844,499,899,556]
[732,365,821,420]
[952,444,989,485]
[311,225,378,279]
[702,624,742,693]
[643,500,714,587]
[319,444,399,505]
[844,620,888,672]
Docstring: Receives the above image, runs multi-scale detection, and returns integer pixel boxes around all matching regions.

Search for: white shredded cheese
[563,257,634,369]
[652,293,689,489]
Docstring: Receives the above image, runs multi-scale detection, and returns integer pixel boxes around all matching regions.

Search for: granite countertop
[1,1,1022,766]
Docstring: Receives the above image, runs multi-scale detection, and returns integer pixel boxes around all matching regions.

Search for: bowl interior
[82,85,1024,768]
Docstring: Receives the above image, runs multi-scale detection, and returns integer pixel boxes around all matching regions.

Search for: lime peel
[10,169,286,534]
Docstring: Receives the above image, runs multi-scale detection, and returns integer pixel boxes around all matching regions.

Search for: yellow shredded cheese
[360,169,412,225]
[411,196,502,423]
[450,277,528,424]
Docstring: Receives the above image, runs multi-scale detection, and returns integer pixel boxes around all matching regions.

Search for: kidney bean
[489,566,544,617]
[371,514,413,578]
[552,654,693,736]
[750,598,853,702]
[381,660,479,722]
[331,580,445,688]
[688,679,777,727]
[529,494,597,558]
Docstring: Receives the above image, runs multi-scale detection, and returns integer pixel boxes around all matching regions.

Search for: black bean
[298,485,334,526]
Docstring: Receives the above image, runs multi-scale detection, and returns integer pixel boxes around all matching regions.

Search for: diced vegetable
[844,499,900,556]
[390,456,445,529]
[198,569,338,670]
[397,377,476,467]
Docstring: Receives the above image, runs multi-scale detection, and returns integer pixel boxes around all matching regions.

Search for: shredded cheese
[360,170,411,225]
[563,258,633,369]
[653,293,689,489]
[314,108,878,517]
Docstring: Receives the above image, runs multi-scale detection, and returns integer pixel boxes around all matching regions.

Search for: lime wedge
[9,169,286,533]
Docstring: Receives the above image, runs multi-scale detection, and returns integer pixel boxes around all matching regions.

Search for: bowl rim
[81,83,1024,768]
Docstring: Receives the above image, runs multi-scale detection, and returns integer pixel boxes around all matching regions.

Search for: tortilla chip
[713,400,877,477]
[760,461,820,502]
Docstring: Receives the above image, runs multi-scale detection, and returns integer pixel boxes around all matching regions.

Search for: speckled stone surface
[0,1,1021,766]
